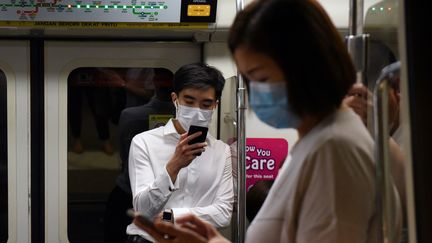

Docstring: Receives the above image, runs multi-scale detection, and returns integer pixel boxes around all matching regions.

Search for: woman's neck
[296,115,322,139]
[296,105,346,139]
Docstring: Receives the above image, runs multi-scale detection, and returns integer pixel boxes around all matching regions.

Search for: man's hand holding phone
[166,128,208,183]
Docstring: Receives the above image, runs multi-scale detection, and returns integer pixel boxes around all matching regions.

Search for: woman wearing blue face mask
[132,0,402,242]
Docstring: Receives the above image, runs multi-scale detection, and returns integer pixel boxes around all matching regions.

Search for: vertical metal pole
[235,1,246,243]
[349,0,364,35]
[348,0,372,131]
[236,76,246,243]
[347,0,366,85]
[236,0,244,13]
[374,78,397,243]
[347,0,367,85]
[349,0,358,35]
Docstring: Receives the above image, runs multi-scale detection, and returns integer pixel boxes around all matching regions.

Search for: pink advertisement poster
[246,138,288,191]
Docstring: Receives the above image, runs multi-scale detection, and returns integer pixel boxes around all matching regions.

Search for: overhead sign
[0,0,217,27]
[0,21,209,28]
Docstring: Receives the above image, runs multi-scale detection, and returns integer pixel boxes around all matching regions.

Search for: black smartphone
[126,209,157,232]
[187,125,208,145]
[187,125,208,156]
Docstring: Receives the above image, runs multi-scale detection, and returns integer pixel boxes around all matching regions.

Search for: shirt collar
[163,119,214,146]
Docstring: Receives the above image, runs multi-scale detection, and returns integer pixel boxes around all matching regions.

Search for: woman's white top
[246,108,401,243]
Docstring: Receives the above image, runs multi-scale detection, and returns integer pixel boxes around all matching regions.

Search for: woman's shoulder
[319,109,371,143]
[301,109,374,162]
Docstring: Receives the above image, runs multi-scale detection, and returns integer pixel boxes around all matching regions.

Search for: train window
[364,1,407,242]
[0,69,7,243]
[67,67,174,243]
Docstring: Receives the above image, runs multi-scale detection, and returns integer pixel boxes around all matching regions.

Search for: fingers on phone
[180,133,189,140]
[179,132,201,145]
[187,131,202,140]
[190,142,207,149]
[188,147,205,156]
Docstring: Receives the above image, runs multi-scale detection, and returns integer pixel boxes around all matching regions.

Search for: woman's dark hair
[229,0,356,117]
[173,63,225,100]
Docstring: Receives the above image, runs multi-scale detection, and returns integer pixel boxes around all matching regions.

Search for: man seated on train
[125,63,234,243]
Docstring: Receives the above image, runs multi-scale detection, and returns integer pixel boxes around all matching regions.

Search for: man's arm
[171,146,234,228]
[129,132,209,218]
[129,136,176,217]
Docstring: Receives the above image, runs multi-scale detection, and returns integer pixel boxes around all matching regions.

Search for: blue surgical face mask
[249,81,301,129]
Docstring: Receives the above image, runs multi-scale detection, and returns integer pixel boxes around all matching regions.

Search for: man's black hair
[173,63,225,100]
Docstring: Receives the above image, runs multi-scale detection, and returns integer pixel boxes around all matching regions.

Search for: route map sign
[0,0,217,27]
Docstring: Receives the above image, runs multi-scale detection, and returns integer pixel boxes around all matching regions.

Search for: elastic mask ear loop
[212,100,219,112]
[173,100,180,119]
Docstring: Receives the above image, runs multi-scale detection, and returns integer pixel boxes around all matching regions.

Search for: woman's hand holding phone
[127,209,158,233]
[128,210,229,243]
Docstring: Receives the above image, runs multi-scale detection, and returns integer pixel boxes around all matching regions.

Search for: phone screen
[187,125,208,145]
[187,125,208,156]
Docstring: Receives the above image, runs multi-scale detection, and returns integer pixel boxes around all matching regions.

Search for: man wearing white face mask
[126,63,234,243]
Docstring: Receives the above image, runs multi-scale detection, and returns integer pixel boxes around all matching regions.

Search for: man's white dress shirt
[126,119,234,240]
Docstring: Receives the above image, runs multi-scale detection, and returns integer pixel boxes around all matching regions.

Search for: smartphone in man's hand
[187,125,208,156]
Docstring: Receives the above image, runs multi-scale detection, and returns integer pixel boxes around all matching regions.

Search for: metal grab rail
[236,76,246,243]
[347,0,371,131]
[235,1,246,243]
[349,0,364,35]
[374,77,397,243]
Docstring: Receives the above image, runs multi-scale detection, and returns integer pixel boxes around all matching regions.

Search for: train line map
[0,0,180,22]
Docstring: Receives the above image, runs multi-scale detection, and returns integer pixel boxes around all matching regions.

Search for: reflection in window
[0,70,8,242]
[67,67,175,243]
[364,1,408,243]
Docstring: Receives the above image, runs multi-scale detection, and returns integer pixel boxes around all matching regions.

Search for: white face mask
[174,102,214,131]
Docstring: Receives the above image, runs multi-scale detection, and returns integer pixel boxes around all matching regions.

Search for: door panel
[0,41,31,243]
[0,69,6,243]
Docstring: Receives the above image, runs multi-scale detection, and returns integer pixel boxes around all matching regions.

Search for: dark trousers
[104,185,133,243]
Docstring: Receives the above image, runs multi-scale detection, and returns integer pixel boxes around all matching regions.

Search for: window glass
[0,69,8,243]
[67,67,174,243]
[364,1,407,242]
